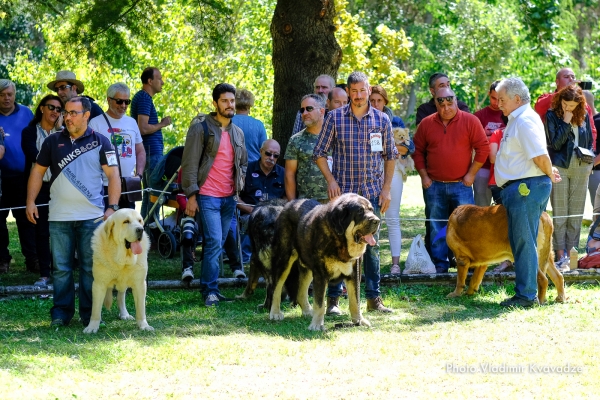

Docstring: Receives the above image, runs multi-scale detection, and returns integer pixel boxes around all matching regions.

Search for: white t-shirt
[494,104,548,187]
[89,113,143,185]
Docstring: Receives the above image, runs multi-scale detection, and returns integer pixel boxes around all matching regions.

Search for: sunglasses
[299,106,318,113]
[44,104,63,113]
[109,97,131,105]
[264,151,280,159]
[436,96,455,105]
[62,110,85,117]
[55,84,72,92]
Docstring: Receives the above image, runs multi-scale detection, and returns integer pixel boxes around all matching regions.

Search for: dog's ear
[329,202,356,236]
[103,217,115,240]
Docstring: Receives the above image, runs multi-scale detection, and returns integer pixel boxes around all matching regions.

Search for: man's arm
[0,144,4,160]
[137,114,172,136]
[462,161,484,186]
[26,164,47,224]
[103,165,121,219]
[315,157,341,200]
[134,143,146,176]
[379,159,395,213]
[284,159,298,200]
[532,154,561,183]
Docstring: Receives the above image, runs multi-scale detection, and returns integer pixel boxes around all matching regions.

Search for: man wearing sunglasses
[413,88,489,273]
[0,79,36,275]
[292,74,335,135]
[89,82,146,209]
[313,71,398,313]
[47,70,103,120]
[415,73,471,126]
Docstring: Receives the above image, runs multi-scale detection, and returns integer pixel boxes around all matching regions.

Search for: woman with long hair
[21,94,63,286]
[546,84,594,271]
[369,85,414,274]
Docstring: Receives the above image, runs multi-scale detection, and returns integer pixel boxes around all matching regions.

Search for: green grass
[1,176,600,399]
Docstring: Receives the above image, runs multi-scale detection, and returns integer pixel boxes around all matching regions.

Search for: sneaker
[390,264,401,274]
[50,318,65,327]
[181,267,194,283]
[499,295,539,308]
[205,293,219,307]
[34,277,51,287]
[326,297,342,316]
[555,256,569,271]
[366,296,393,313]
[233,269,246,279]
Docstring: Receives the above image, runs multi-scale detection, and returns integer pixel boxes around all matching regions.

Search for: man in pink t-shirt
[474,81,506,207]
[181,83,248,307]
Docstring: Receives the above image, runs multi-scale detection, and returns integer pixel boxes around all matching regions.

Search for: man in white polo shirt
[495,77,561,308]
[89,82,146,209]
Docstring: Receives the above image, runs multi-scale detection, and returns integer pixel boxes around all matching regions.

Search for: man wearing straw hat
[47,70,104,120]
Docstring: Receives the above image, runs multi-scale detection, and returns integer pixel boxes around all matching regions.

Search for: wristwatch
[107,204,120,211]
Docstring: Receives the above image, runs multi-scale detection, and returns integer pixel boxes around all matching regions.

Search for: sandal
[34,277,51,287]
[390,264,401,274]
[493,260,513,272]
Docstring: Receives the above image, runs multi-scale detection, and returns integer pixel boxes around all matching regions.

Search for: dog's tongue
[363,234,376,246]
[130,241,143,255]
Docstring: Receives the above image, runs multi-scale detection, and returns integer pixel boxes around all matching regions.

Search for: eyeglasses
[299,106,318,113]
[109,97,131,105]
[264,151,280,159]
[436,96,455,105]
[55,84,72,92]
[62,110,85,117]
[44,104,63,113]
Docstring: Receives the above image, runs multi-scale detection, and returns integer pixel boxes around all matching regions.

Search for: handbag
[575,146,594,164]
[102,113,143,203]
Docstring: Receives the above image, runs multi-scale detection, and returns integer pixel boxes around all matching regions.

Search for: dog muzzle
[125,239,143,255]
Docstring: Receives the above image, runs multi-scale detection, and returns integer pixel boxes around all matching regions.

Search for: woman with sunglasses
[546,84,594,271]
[21,94,64,286]
[369,85,414,274]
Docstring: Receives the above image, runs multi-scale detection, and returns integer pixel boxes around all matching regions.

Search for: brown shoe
[367,296,393,313]
[326,297,342,316]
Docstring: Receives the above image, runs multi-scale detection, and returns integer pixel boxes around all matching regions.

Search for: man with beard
[313,71,398,313]
[181,83,248,306]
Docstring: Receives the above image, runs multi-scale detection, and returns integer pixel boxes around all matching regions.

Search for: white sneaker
[555,256,570,272]
[233,269,246,279]
[181,267,194,283]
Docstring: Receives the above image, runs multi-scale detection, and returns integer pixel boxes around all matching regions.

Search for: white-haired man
[292,74,335,135]
[495,77,561,308]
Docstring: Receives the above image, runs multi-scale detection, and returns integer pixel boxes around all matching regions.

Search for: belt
[433,180,461,183]
[500,179,518,189]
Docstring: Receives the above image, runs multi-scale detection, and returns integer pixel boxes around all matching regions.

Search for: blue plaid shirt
[313,104,397,199]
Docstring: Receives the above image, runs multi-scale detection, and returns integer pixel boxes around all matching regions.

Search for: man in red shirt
[413,88,489,273]
[535,68,597,148]
[473,80,506,206]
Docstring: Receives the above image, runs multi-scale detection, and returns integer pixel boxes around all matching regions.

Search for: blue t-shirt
[130,89,163,157]
[0,103,34,177]
[36,127,118,221]
[232,114,267,162]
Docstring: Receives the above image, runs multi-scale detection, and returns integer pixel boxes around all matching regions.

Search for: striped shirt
[313,104,397,199]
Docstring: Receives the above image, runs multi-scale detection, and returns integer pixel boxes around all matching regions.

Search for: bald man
[327,87,348,110]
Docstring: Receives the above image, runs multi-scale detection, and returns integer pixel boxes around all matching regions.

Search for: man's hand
[26,203,38,224]
[462,172,475,187]
[186,194,199,217]
[161,116,172,128]
[551,167,562,183]
[379,187,392,214]
[104,208,115,220]
[421,175,433,189]
[327,180,342,200]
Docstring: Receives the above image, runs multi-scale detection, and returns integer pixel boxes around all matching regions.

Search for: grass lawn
[1,176,600,399]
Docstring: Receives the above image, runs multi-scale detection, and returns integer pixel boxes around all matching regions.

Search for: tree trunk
[271,0,342,161]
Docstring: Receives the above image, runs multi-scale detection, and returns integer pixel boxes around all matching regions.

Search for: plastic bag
[404,234,436,274]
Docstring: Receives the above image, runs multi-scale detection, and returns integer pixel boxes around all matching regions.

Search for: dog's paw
[235,292,250,299]
[83,321,100,334]
[554,295,567,303]
[446,291,462,298]
[138,321,154,331]
[120,313,135,321]
[308,322,325,331]
[269,311,284,321]
[301,307,313,317]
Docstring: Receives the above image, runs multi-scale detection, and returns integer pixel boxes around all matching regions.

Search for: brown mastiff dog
[446,204,565,304]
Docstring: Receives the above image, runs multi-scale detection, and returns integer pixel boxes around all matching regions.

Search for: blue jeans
[500,175,551,301]
[198,194,236,297]
[141,152,162,219]
[328,198,381,299]
[49,219,101,324]
[424,181,474,271]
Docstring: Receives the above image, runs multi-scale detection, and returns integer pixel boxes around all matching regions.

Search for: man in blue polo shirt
[130,67,172,218]
[0,79,36,274]
[26,96,121,327]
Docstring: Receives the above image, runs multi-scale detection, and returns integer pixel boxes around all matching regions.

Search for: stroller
[145,146,187,259]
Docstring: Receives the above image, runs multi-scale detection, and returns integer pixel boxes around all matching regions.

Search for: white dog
[393,127,415,182]
[83,209,153,333]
